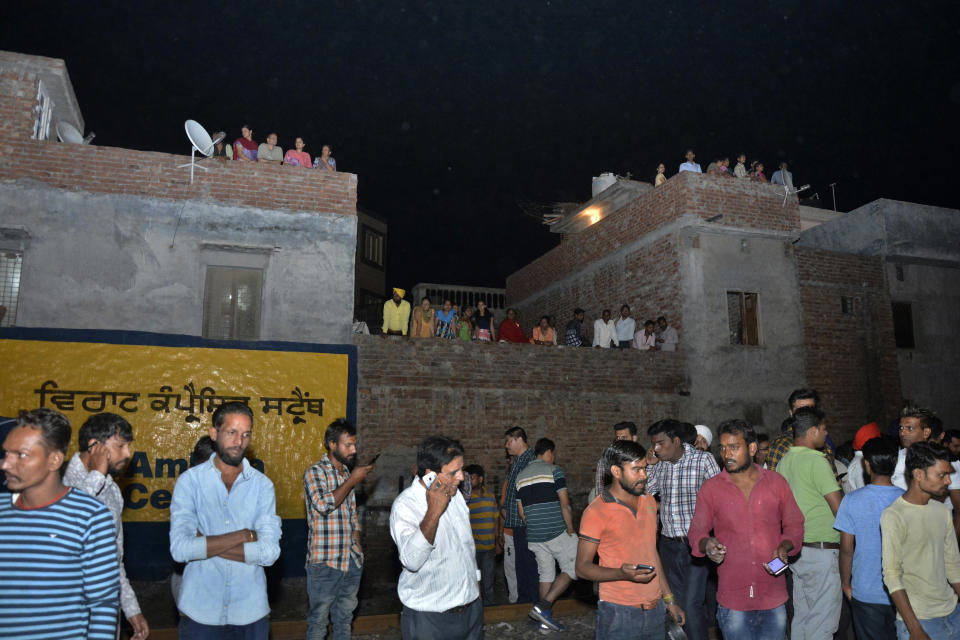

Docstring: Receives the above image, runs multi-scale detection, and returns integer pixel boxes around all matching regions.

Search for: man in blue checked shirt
[170,402,282,639]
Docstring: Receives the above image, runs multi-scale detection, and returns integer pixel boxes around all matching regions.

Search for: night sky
[2,1,958,290]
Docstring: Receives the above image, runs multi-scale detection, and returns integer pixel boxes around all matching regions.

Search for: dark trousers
[178,615,270,640]
[401,598,483,640]
[476,549,496,605]
[850,597,896,640]
[513,525,540,604]
[660,536,708,640]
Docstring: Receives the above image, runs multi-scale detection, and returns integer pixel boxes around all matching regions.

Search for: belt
[803,541,840,550]
[443,598,479,614]
[636,601,660,611]
[663,535,688,544]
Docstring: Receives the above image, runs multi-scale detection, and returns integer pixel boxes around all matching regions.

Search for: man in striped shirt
[303,418,375,640]
[0,408,120,639]
[466,464,498,605]
[516,438,577,632]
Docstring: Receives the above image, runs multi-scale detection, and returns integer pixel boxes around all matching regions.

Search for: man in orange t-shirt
[577,440,685,639]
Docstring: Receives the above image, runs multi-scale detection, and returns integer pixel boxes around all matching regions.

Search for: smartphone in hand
[764,557,788,575]
[422,471,437,488]
[634,563,656,572]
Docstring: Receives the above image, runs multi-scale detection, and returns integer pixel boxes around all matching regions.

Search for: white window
[202,266,263,340]
[0,251,23,327]
[33,80,54,141]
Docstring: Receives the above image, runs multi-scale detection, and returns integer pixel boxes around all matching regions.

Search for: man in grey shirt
[257,132,283,164]
[62,413,149,640]
[771,162,795,190]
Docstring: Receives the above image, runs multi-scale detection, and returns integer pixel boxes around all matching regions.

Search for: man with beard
[688,420,804,640]
[577,440,685,639]
[882,442,960,638]
[0,408,119,639]
[63,413,149,640]
[304,419,376,639]
[170,402,281,639]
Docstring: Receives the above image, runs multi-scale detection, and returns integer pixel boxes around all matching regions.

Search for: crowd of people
[381,288,680,351]
[654,149,795,189]
[2,389,958,640]
[207,125,339,172]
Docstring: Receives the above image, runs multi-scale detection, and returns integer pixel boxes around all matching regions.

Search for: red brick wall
[796,247,902,438]
[0,139,358,217]
[355,334,686,498]
[0,70,40,142]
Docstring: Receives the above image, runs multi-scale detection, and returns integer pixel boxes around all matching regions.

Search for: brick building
[506,171,919,442]
[0,50,359,343]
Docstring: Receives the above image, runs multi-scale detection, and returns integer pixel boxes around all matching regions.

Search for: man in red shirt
[577,440,685,639]
[688,419,805,640]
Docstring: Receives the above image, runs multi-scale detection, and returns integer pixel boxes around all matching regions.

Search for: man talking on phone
[390,436,482,639]
[688,420,804,640]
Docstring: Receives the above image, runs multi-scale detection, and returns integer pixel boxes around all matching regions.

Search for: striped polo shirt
[468,488,498,551]
[0,488,120,639]
[516,459,568,543]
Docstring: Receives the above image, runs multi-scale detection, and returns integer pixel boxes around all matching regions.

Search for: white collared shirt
[390,479,479,611]
[679,161,702,174]
[658,325,679,351]
[593,319,617,348]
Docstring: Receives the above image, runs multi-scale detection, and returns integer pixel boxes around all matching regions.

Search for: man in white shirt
[771,162,794,190]
[389,436,482,639]
[679,149,702,174]
[593,309,617,348]
[614,304,636,350]
[656,316,679,352]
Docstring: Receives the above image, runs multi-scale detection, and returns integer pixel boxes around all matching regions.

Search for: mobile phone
[634,563,656,572]
[422,471,437,488]
[764,557,788,575]
[368,452,381,464]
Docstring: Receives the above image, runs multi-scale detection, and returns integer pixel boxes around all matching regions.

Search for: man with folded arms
[689,419,804,640]
[881,442,960,639]
[776,407,843,640]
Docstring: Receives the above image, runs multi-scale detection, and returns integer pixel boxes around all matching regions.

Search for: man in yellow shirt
[382,288,411,337]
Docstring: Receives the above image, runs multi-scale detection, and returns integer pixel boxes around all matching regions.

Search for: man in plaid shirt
[303,419,376,640]
[765,388,836,470]
[645,419,720,640]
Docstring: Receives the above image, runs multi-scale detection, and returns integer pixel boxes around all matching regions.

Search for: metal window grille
[33,80,54,141]
[0,252,22,327]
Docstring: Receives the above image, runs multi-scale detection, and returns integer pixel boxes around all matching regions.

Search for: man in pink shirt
[688,419,805,640]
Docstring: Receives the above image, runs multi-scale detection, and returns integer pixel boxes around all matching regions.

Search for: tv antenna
[781,183,810,207]
[828,183,838,211]
[56,121,96,144]
[177,120,223,183]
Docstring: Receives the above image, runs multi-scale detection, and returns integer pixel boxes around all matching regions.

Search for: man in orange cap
[842,422,882,494]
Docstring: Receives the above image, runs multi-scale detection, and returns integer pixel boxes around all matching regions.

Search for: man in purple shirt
[688,419,805,640]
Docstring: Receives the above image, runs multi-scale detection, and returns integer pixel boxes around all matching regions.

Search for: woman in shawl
[233,125,258,163]
[497,308,527,343]
[284,137,311,168]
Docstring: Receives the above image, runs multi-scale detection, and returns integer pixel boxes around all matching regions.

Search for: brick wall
[507,171,800,305]
[352,334,688,598]
[0,69,40,142]
[796,247,902,438]
[0,138,358,217]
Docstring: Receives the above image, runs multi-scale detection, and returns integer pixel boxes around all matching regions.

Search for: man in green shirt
[881,442,960,639]
[776,407,843,640]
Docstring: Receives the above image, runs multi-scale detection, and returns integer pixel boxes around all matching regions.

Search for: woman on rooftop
[233,125,258,162]
[411,296,436,339]
[283,137,311,168]
[435,299,457,339]
[314,144,337,172]
[655,163,667,186]
[473,300,496,342]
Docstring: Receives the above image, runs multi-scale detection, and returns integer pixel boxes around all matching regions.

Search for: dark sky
[2,1,958,289]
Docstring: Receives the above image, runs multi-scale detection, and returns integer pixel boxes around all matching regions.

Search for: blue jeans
[850,597,896,640]
[306,560,363,640]
[716,605,786,640]
[659,536,708,640]
[896,602,960,639]
[597,599,665,640]
[178,615,270,639]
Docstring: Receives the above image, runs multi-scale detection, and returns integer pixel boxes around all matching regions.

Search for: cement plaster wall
[679,228,807,433]
[0,180,357,344]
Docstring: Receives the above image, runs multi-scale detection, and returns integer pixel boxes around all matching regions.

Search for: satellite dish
[56,121,91,144]
[178,119,216,183]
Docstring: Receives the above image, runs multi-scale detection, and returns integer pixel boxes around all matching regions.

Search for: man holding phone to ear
[688,420,804,640]
[390,435,482,639]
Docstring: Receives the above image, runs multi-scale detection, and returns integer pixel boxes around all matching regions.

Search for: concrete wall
[679,230,807,432]
[0,181,357,344]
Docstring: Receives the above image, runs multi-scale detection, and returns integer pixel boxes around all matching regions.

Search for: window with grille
[0,252,22,327]
[361,225,385,269]
[727,291,761,345]
[202,266,262,340]
[33,80,54,141]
